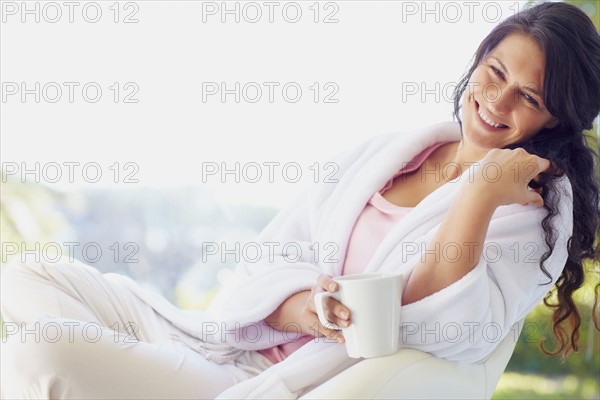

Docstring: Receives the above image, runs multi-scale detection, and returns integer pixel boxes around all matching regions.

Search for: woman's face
[461,33,558,151]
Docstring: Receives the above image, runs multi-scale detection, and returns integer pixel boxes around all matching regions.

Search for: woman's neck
[428,141,488,181]
[452,141,489,165]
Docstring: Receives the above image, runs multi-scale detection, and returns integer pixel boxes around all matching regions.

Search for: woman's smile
[474,100,509,130]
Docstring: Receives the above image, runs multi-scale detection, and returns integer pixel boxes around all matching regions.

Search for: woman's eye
[522,93,540,107]
[490,65,504,79]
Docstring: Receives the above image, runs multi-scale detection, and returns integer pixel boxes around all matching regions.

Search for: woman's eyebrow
[489,56,509,75]
[522,83,542,99]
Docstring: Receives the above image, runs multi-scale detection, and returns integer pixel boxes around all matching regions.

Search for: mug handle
[314,292,342,330]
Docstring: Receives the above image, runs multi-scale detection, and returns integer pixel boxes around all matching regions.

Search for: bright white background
[1,0,528,208]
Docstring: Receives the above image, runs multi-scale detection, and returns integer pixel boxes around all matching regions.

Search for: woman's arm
[403,148,549,305]
[402,186,496,304]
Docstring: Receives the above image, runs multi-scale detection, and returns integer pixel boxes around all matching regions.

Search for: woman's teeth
[477,106,508,128]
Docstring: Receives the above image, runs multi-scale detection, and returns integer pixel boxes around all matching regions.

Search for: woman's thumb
[526,191,544,207]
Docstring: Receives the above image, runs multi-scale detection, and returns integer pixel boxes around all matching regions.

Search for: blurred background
[1,0,598,398]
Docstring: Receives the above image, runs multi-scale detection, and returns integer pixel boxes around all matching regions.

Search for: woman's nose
[486,83,513,115]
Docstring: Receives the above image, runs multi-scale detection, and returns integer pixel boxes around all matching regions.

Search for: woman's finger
[524,190,544,207]
[317,274,338,292]
[306,291,350,326]
[309,275,350,330]
[312,317,345,343]
[535,155,551,173]
[323,297,351,327]
[306,276,330,314]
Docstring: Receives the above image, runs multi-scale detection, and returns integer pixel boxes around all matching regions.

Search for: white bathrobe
[127,121,572,398]
[207,121,573,398]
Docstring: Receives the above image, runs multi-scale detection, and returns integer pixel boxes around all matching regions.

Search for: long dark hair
[452,2,600,358]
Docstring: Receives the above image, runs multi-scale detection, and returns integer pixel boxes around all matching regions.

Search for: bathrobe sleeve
[205,134,393,350]
[205,189,322,349]
[397,174,574,363]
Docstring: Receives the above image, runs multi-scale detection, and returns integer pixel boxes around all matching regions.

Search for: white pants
[0,258,273,399]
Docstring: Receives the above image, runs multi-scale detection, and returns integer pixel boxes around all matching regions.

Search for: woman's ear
[544,117,559,129]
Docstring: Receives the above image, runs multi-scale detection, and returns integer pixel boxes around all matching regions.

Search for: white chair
[300,319,524,399]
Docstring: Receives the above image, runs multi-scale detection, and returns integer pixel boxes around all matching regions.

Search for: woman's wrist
[264,291,310,332]
[458,180,502,211]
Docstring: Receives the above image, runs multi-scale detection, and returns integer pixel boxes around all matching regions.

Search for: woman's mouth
[475,101,509,129]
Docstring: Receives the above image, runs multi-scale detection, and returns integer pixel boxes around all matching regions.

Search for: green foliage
[494,372,599,399]
[502,257,600,398]
[508,301,599,377]
[506,255,598,373]
[0,173,68,267]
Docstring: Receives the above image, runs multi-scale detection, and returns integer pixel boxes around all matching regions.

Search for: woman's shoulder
[303,122,463,214]
[327,121,462,169]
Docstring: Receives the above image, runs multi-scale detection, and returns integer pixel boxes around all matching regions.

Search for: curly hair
[452,2,600,358]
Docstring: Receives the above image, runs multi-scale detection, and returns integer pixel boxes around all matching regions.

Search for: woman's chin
[461,121,504,151]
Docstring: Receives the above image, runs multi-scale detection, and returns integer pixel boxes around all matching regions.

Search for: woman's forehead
[488,33,545,95]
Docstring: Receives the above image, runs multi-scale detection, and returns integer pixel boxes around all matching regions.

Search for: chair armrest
[300,319,523,399]
[300,348,485,399]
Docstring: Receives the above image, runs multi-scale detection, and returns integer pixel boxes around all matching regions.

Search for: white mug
[314,272,404,358]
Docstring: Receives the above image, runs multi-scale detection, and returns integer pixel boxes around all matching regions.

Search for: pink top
[259,141,448,364]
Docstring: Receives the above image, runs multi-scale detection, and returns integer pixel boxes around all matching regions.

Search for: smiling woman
[1,2,599,399]
[451,1,600,359]
[464,33,558,148]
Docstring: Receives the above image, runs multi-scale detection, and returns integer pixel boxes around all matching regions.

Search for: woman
[1,2,598,399]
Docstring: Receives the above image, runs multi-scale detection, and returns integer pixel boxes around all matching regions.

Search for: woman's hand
[264,274,351,343]
[467,148,551,208]
[305,274,350,338]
